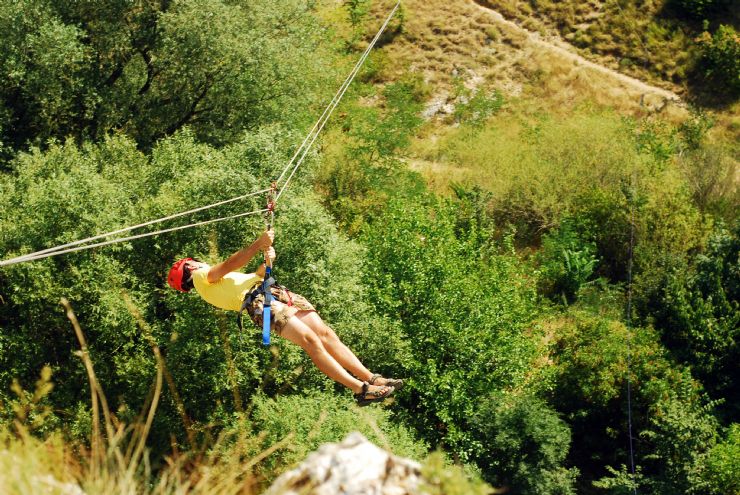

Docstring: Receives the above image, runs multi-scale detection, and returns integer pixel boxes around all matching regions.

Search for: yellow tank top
[191,267,262,311]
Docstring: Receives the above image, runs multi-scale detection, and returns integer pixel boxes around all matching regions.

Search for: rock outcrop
[264,432,423,495]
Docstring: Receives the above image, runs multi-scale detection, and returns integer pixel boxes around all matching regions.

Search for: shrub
[421,109,651,246]
[537,220,599,303]
[695,424,740,495]
[317,77,426,234]
[452,79,504,128]
[420,451,492,495]
[0,130,395,457]
[677,143,737,217]
[473,394,579,494]
[639,371,720,494]
[0,0,333,150]
[546,310,719,493]
[643,222,740,420]
[244,392,429,480]
[362,197,541,467]
[677,110,714,152]
[696,25,740,97]
[569,189,632,282]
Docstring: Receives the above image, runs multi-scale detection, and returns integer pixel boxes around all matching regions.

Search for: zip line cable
[591,2,644,488]
[276,0,402,200]
[2,210,270,265]
[0,1,401,268]
[625,181,638,495]
[4,188,271,266]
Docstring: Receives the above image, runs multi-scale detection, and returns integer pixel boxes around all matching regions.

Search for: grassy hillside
[478,0,740,99]
[341,0,737,204]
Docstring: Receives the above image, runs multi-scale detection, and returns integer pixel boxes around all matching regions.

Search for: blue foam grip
[262,306,271,345]
[262,266,272,346]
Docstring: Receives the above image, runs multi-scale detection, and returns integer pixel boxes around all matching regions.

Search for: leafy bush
[452,79,504,127]
[345,0,371,28]
[677,110,714,152]
[420,451,492,495]
[696,424,740,495]
[419,110,652,246]
[244,392,428,480]
[639,370,720,494]
[473,394,579,494]
[317,76,426,234]
[537,221,599,303]
[0,0,334,150]
[568,189,632,282]
[696,25,740,97]
[0,130,396,456]
[362,197,541,466]
[546,310,719,493]
[677,143,738,218]
[640,222,740,420]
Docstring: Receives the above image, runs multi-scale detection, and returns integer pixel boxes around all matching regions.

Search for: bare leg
[280,314,385,395]
[296,311,375,382]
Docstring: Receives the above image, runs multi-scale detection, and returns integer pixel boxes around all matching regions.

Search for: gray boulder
[264,432,423,495]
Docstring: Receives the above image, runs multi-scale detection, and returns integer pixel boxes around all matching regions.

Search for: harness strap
[284,288,294,307]
[262,267,273,346]
[237,276,276,337]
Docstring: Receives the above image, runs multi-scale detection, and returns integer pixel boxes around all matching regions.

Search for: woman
[167,230,401,406]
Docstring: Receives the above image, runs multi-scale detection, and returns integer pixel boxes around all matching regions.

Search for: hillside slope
[377,0,687,118]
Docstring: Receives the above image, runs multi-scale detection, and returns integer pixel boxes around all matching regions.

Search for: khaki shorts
[244,285,315,335]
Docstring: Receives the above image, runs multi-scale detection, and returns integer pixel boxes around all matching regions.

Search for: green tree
[546,310,719,493]
[244,392,428,478]
[639,370,720,494]
[695,424,740,495]
[0,130,396,455]
[0,0,333,153]
[644,222,740,421]
[362,197,540,466]
[317,76,426,234]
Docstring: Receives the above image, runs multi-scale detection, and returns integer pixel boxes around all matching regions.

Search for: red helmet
[167,258,194,292]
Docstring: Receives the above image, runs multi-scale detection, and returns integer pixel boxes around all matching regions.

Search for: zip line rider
[167,230,402,406]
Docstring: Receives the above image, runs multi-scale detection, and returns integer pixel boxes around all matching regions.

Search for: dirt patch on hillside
[379,0,686,120]
[473,1,682,103]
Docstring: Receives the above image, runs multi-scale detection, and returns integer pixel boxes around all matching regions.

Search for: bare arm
[254,247,276,278]
[207,230,273,283]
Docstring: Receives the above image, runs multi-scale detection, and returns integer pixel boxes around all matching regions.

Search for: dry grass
[0,299,293,495]
[476,0,700,88]
[356,0,688,122]
[316,1,738,212]
[343,0,728,198]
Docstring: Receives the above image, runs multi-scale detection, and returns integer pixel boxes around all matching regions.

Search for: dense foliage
[1,1,738,494]
[696,24,740,97]
[0,0,331,156]
[671,0,732,19]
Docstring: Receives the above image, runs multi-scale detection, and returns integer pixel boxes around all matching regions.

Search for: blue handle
[262,266,272,346]
[262,306,271,345]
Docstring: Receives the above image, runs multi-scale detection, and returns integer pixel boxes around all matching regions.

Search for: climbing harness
[261,181,277,345]
[234,182,278,344]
